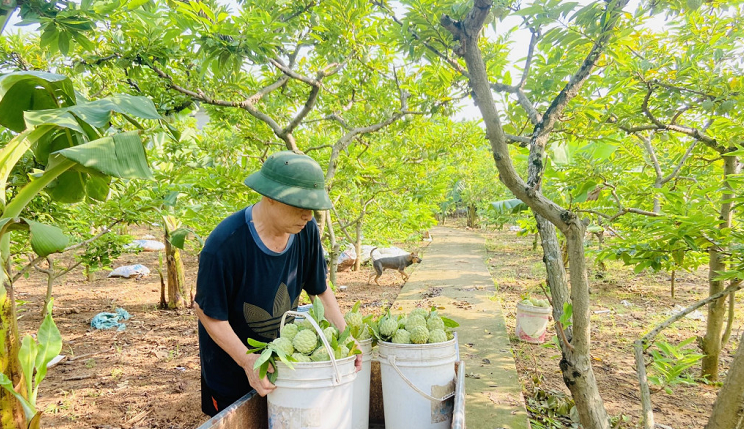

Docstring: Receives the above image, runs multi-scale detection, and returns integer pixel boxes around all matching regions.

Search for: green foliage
[0,299,62,423]
[647,338,704,394]
[526,388,579,429]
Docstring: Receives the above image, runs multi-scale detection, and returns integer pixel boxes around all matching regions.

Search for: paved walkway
[392,226,530,429]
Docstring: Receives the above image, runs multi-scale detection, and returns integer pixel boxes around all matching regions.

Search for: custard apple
[280,323,299,341]
[334,345,350,359]
[296,317,315,331]
[428,329,447,344]
[323,327,338,343]
[405,315,427,331]
[311,346,330,362]
[397,317,407,328]
[409,308,428,319]
[409,326,429,344]
[392,329,411,344]
[291,352,312,362]
[356,325,372,341]
[379,317,399,338]
[344,311,363,330]
[272,337,295,356]
[293,329,318,355]
[427,316,445,332]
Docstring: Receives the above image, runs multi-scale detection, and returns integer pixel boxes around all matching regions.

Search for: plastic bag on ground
[108,264,150,278]
[125,239,165,252]
[90,308,132,331]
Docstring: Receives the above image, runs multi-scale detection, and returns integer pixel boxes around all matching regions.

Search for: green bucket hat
[244,150,332,210]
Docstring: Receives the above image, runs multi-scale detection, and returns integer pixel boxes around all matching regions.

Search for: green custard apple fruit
[293,329,318,355]
[296,317,314,331]
[311,346,330,362]
[426,316,445,331]
[409,308,428,319]
[334,345,350,359]
[428,329,447,344]
[405,315,427,331]
[379,317,399,338]
[392,329,411,344]
[409,326,430,344]
[344,311,363,330]
[357,325,372,341]
[280,323,299,341]
[323,326,337,343]
[272,337,295,356]
[291,353,312,362]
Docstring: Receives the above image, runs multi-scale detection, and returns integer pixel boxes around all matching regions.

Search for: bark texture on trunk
[325,215,338,288]
[701,154,739,380]
[1,264,26,428]
[706,332,744,429]
[354,221,362,272]
[165,232,187,310]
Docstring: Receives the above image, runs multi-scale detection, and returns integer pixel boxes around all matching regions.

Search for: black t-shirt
[195,205,327,402]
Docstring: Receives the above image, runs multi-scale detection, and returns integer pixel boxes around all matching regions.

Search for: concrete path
[392,226,530,429]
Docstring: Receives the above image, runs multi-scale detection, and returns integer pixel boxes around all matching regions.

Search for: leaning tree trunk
[705,331,744,429]
[354,220,363,272]
[439,1,630,426]
[164,231,187,310]
[0,247,26,428]
[701,154,740,380]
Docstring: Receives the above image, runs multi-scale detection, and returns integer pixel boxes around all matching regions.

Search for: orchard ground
[13,220,743,429]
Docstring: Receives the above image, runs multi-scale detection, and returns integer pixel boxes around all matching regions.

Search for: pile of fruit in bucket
[519,296,550,308]
[374,307,458,344]
[247,300,460,380]
[247,298,360,382]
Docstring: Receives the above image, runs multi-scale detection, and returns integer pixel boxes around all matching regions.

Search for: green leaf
[128,0,150,9]
[51,131,154,180]
[48,170,87,203]
[85,173,111,201]
[0,73,74,132]
[0,373,36,420]
[169,227,190,249]
[441,316,459,328]
[19,335,38,403]
[490,199,528,214]
[25,219,69,257]
[33,299,63,402]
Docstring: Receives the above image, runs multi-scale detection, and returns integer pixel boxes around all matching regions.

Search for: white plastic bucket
[352,338,373,429]
[268,311,358,429]
[378,338,457,429]
[515,302,552,344]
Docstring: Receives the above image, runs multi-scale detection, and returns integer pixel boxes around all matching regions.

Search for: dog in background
[367,247,422,285]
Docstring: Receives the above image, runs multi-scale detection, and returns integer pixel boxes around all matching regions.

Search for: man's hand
[243,353,276,397]
[354,353,363,372]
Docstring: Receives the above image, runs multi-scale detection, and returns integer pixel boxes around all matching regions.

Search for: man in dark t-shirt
[194,151,359,416]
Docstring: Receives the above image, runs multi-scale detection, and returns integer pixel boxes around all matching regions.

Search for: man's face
[267,199,314,234]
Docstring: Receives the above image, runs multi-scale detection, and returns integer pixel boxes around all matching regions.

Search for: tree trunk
[354,221,362,272]
[165,231,186,310]
[706,332,744,429]
[701,154,739,380]
[1,251,26,428]
[325,215,338,288]
[440,0,627,426]
[466,204,477,228]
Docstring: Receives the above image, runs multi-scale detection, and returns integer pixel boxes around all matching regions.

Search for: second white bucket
[378,338,457,429]
[352,338,373,429]
[268,311,358,429]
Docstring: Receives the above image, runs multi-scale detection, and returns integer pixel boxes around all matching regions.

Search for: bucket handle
[280,310,343,385]
[386,355,455,402]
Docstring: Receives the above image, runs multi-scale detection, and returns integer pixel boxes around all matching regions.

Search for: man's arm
[194,302,276,396]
